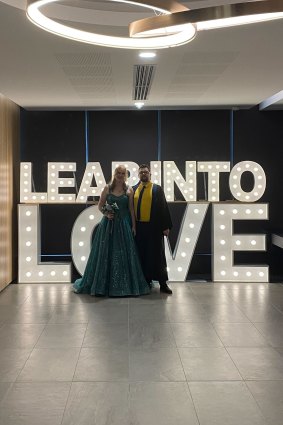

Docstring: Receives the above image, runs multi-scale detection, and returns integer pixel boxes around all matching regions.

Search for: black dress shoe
[160,283,173,294]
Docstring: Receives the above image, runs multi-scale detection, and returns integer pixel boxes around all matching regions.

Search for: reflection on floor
[0,281,283,425]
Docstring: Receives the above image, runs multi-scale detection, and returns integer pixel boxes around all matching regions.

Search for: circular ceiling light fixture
[26,0,283,50]
[26,0,196,49]
[130,0,283,38]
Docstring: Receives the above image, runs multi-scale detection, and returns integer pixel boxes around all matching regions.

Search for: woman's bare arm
[98,185,109,213]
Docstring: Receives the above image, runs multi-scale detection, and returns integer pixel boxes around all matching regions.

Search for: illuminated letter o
[71,205,101,275]
[229,161,266,202]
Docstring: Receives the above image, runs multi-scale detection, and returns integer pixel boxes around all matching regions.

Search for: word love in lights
[18,160,269,284]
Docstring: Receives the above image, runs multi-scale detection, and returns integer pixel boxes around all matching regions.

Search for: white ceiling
[1,0,283,110]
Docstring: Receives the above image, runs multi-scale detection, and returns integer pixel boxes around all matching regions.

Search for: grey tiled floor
[0,281,283,424]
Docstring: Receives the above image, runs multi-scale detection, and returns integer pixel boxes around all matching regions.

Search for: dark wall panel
[21,110,86,190]
[161,110,231,203]
[88,111,158,182]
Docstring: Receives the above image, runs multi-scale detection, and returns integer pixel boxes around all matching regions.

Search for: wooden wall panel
[0,94,19,292]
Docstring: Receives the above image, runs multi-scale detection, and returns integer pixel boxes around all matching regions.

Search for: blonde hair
[109,165,128,193]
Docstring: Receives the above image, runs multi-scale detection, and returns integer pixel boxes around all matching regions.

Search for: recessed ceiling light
[139,52,156,58]
[134,102,145,109]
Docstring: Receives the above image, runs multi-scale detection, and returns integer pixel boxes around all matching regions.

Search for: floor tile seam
[244,378,283,381]
[34,343,87,349]
[270,302,283,315]
[186,378,246,415]
[209,320,271,348]
[24,346,87,351]
[210,299,254,323]
[189,285,230,292]
[70,378,190,384]
[6,378,264,384]
[18,321,49,361]
[187,379,252,385]
[11,315,58,326]
[9,380,75,384]
[226,345,283,356]
[181,381,201,425]
[168,320,225,348]
[242,379,277,424]
[0,298,30,307]
[186,378,245,382]
[176,346,245,382]
[167,320,211,324]
[128,346,179,354]
[0,382,14,409]
[165,317,180,350]
[58,378,74,425]
[40,322,89,331]
[47,303,97,323]
[189,320,227,348]
[222,346,283,381]
[248,323,277,349]
[214,343,245,382]
[170,326,188,382]
[2,346,34,384]
[70,324,89,384]
[224,288,248,305]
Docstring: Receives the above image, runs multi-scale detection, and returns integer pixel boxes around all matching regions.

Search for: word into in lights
[18,160,268,284]
[26,0,283,49]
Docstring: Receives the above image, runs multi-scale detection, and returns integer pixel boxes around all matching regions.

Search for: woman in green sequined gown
[73,165,150,296]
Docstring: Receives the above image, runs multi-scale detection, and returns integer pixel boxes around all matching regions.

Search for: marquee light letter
[18,204,71,282]
[213,203,268,282]
[76,162,106,203]
[197,161,230,202]
[150,161,161,185]
[229,161,266,202]
[165,203,209,281]
[20,163,47,203]
[163,161,197,202]
[71,205,101,275]
[47,162,76,203]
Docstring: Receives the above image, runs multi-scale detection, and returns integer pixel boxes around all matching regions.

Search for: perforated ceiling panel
[55,52,116,103]
[166,50,239,101]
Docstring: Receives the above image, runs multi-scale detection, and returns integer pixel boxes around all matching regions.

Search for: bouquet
[102,202,119,215]
[102,202,119,233]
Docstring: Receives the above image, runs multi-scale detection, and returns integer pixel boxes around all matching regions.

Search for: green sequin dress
[73,193,150,296]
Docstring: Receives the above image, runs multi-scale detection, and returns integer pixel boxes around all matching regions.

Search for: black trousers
[135,221,168,284]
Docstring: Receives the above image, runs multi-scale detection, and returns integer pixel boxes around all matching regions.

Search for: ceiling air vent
[133,65,156,100]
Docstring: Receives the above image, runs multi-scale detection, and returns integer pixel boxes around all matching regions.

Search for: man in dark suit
[133,164,173,294]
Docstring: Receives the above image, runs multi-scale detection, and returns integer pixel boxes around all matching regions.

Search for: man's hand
[163,229,170,237]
